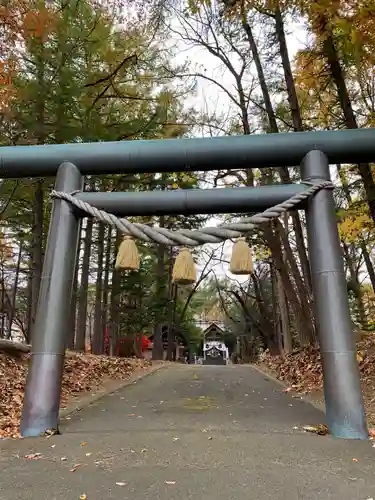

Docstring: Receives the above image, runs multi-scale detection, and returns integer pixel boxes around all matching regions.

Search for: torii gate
[0,128,373,440]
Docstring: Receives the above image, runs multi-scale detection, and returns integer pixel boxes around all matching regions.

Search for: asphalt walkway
[1,364,375,499]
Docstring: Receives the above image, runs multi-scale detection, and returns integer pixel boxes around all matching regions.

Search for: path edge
[60,362,171,419]
[250,363,326,414]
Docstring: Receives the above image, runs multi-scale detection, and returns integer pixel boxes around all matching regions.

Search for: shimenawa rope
[50,181,333,247]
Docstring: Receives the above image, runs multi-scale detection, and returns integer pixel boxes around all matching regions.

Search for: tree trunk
[92,223,105,355]
[317,19,375,223]
[109,231,122,356]
[166,249,175,361]
[0,263,5,338]
[152,242,166,360]
[242,15,312,293]
[76,218,93,351]
[336,164,375,291]
[277,269,292,353]
[342,242,367,328]
[362,249,375,292]
[67,243,80,350]
[102,227,112,355]
[29,24,47,342]
[275,220,313,327]
[241,18,278,132]
[270,259,283,356]
[274,7,312,291]
[274,6,304,132]
[264,225,315,345]
[29,180,44,343]
[251,274,278,353]
[7,240,22,340]
[26,268,32,344]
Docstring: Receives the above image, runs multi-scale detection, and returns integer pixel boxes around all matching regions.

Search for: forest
[0,0,374,436]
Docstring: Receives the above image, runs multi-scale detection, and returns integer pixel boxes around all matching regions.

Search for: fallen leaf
[302,424,328,436]
[368,428,375,438]
[43,428,59,437]
[70,463,82,472]
[24,453,43,460]
[81,442,87,447]
[356,350,365,363]
[79,495,87,500]
[352,458,359,462]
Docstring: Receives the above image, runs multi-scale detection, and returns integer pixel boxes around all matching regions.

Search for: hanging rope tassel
[172,247,196,285]
[230,237,253,275]
[115,235,140,271]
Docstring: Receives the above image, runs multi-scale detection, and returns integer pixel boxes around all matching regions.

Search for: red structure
[141,335,151,352]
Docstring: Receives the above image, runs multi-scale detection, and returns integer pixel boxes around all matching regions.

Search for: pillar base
[20,353,64,437]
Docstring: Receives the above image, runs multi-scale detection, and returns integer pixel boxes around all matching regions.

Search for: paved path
[1,364,375,499]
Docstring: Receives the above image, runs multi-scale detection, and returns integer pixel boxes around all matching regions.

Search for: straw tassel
[229,237,253,275]
[115,235,140,271]
[172,247,196,285]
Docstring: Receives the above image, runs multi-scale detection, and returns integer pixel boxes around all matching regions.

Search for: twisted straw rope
[50,181,333,247]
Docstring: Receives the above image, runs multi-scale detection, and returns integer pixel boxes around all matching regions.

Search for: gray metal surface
[2,365,375,500]
[76,183,307,216]
[301,150,368,439]
[1,128,375,177]
[20,162,83,437]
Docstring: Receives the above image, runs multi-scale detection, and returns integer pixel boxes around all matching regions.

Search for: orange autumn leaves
[0,1,56,110]
[1,1,55,40]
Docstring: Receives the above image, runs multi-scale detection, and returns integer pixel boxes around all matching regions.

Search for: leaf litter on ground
[257,335,375,432]
[0,351,151,438]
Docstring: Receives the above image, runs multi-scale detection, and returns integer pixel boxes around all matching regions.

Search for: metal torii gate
[1,128,373,440]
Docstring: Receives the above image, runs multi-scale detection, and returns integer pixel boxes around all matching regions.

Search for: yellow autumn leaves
[338,204,374,244]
